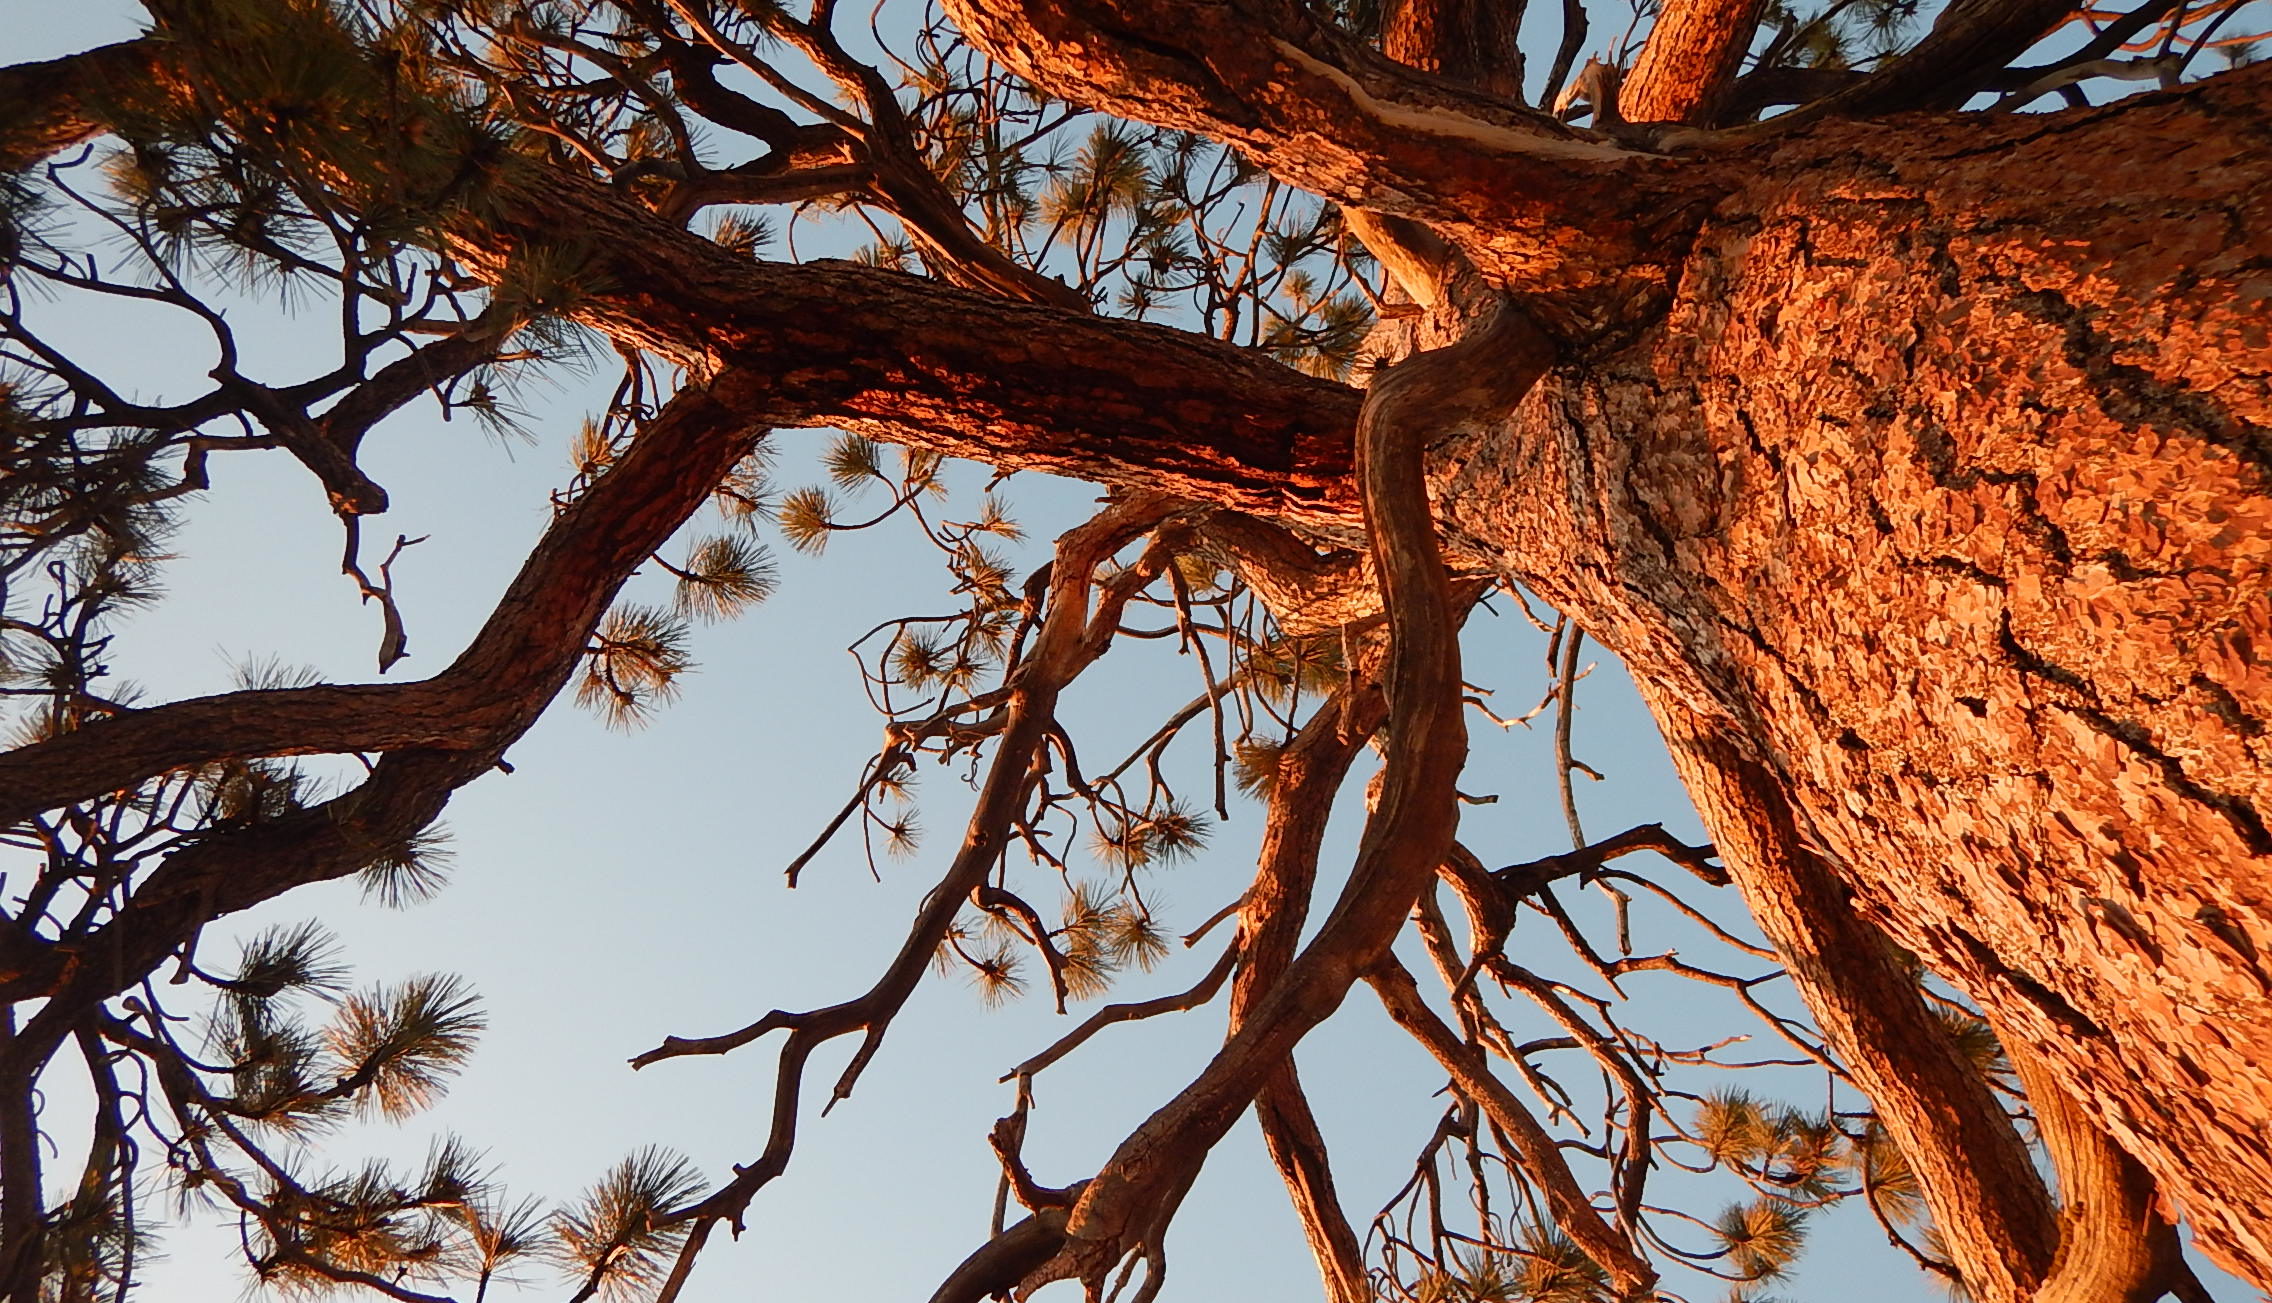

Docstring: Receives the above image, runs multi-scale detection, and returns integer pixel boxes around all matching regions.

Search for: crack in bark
[2009,287,2272,481]
[1999,616,2272,856]
[1909,422,2075,569]
[2059,705,2272,857]
[1956,930,2111,1041]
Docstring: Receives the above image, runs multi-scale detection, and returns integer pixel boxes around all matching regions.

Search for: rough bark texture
[1382,0,1525,99]
[1417,68,2272,1279]
[1617,0,1763,124]
[445,174,1368,528]
[1662,717,2060,1298]
[19,15,2272,1288]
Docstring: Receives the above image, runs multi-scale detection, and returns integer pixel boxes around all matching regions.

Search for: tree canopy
[1,0,2269,1301]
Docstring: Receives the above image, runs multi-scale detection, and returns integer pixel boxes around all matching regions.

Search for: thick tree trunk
[1419,68,2272,1280]
[21,18,2271,1287]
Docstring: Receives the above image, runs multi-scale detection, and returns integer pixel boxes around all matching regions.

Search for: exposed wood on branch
[1999,1019,2188,1303]
[936,0,1701,293]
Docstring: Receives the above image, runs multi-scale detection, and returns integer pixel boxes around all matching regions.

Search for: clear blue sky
[5,3,2255,1300]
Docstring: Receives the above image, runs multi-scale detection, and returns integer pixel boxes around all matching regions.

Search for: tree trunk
[1415,68,2272,1280]
[27,16,2271,1285]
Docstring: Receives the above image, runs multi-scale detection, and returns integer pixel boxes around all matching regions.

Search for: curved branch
[1188,510,1384,636]
[0,379,769,1018]
[934,0,1706,291]
[1232,679,1390,1303]
[0,373,770,826]
[924,298,1555,1297]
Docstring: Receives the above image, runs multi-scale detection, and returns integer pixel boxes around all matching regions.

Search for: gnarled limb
[0,371,772,827]
[1187,511,1383,636]
[917,296,1553,1300]
[441,174,1371,525]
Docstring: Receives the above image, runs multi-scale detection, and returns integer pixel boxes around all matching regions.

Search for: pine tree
[2,0,2268,1300]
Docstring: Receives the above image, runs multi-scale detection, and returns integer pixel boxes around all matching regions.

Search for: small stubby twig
[341,526,427,673]
[1181,891,1249,948]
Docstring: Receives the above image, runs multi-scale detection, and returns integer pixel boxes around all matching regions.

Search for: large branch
[1619,0,1767,124]
[0,38,172,173]
[1662,717,2061,1303]
[0,378,769,1005]
[0,30,1369,526]
[935,0,1708,293]
[441,173,1367,526]
[0,182,1374,826]
[0,373,768,824]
